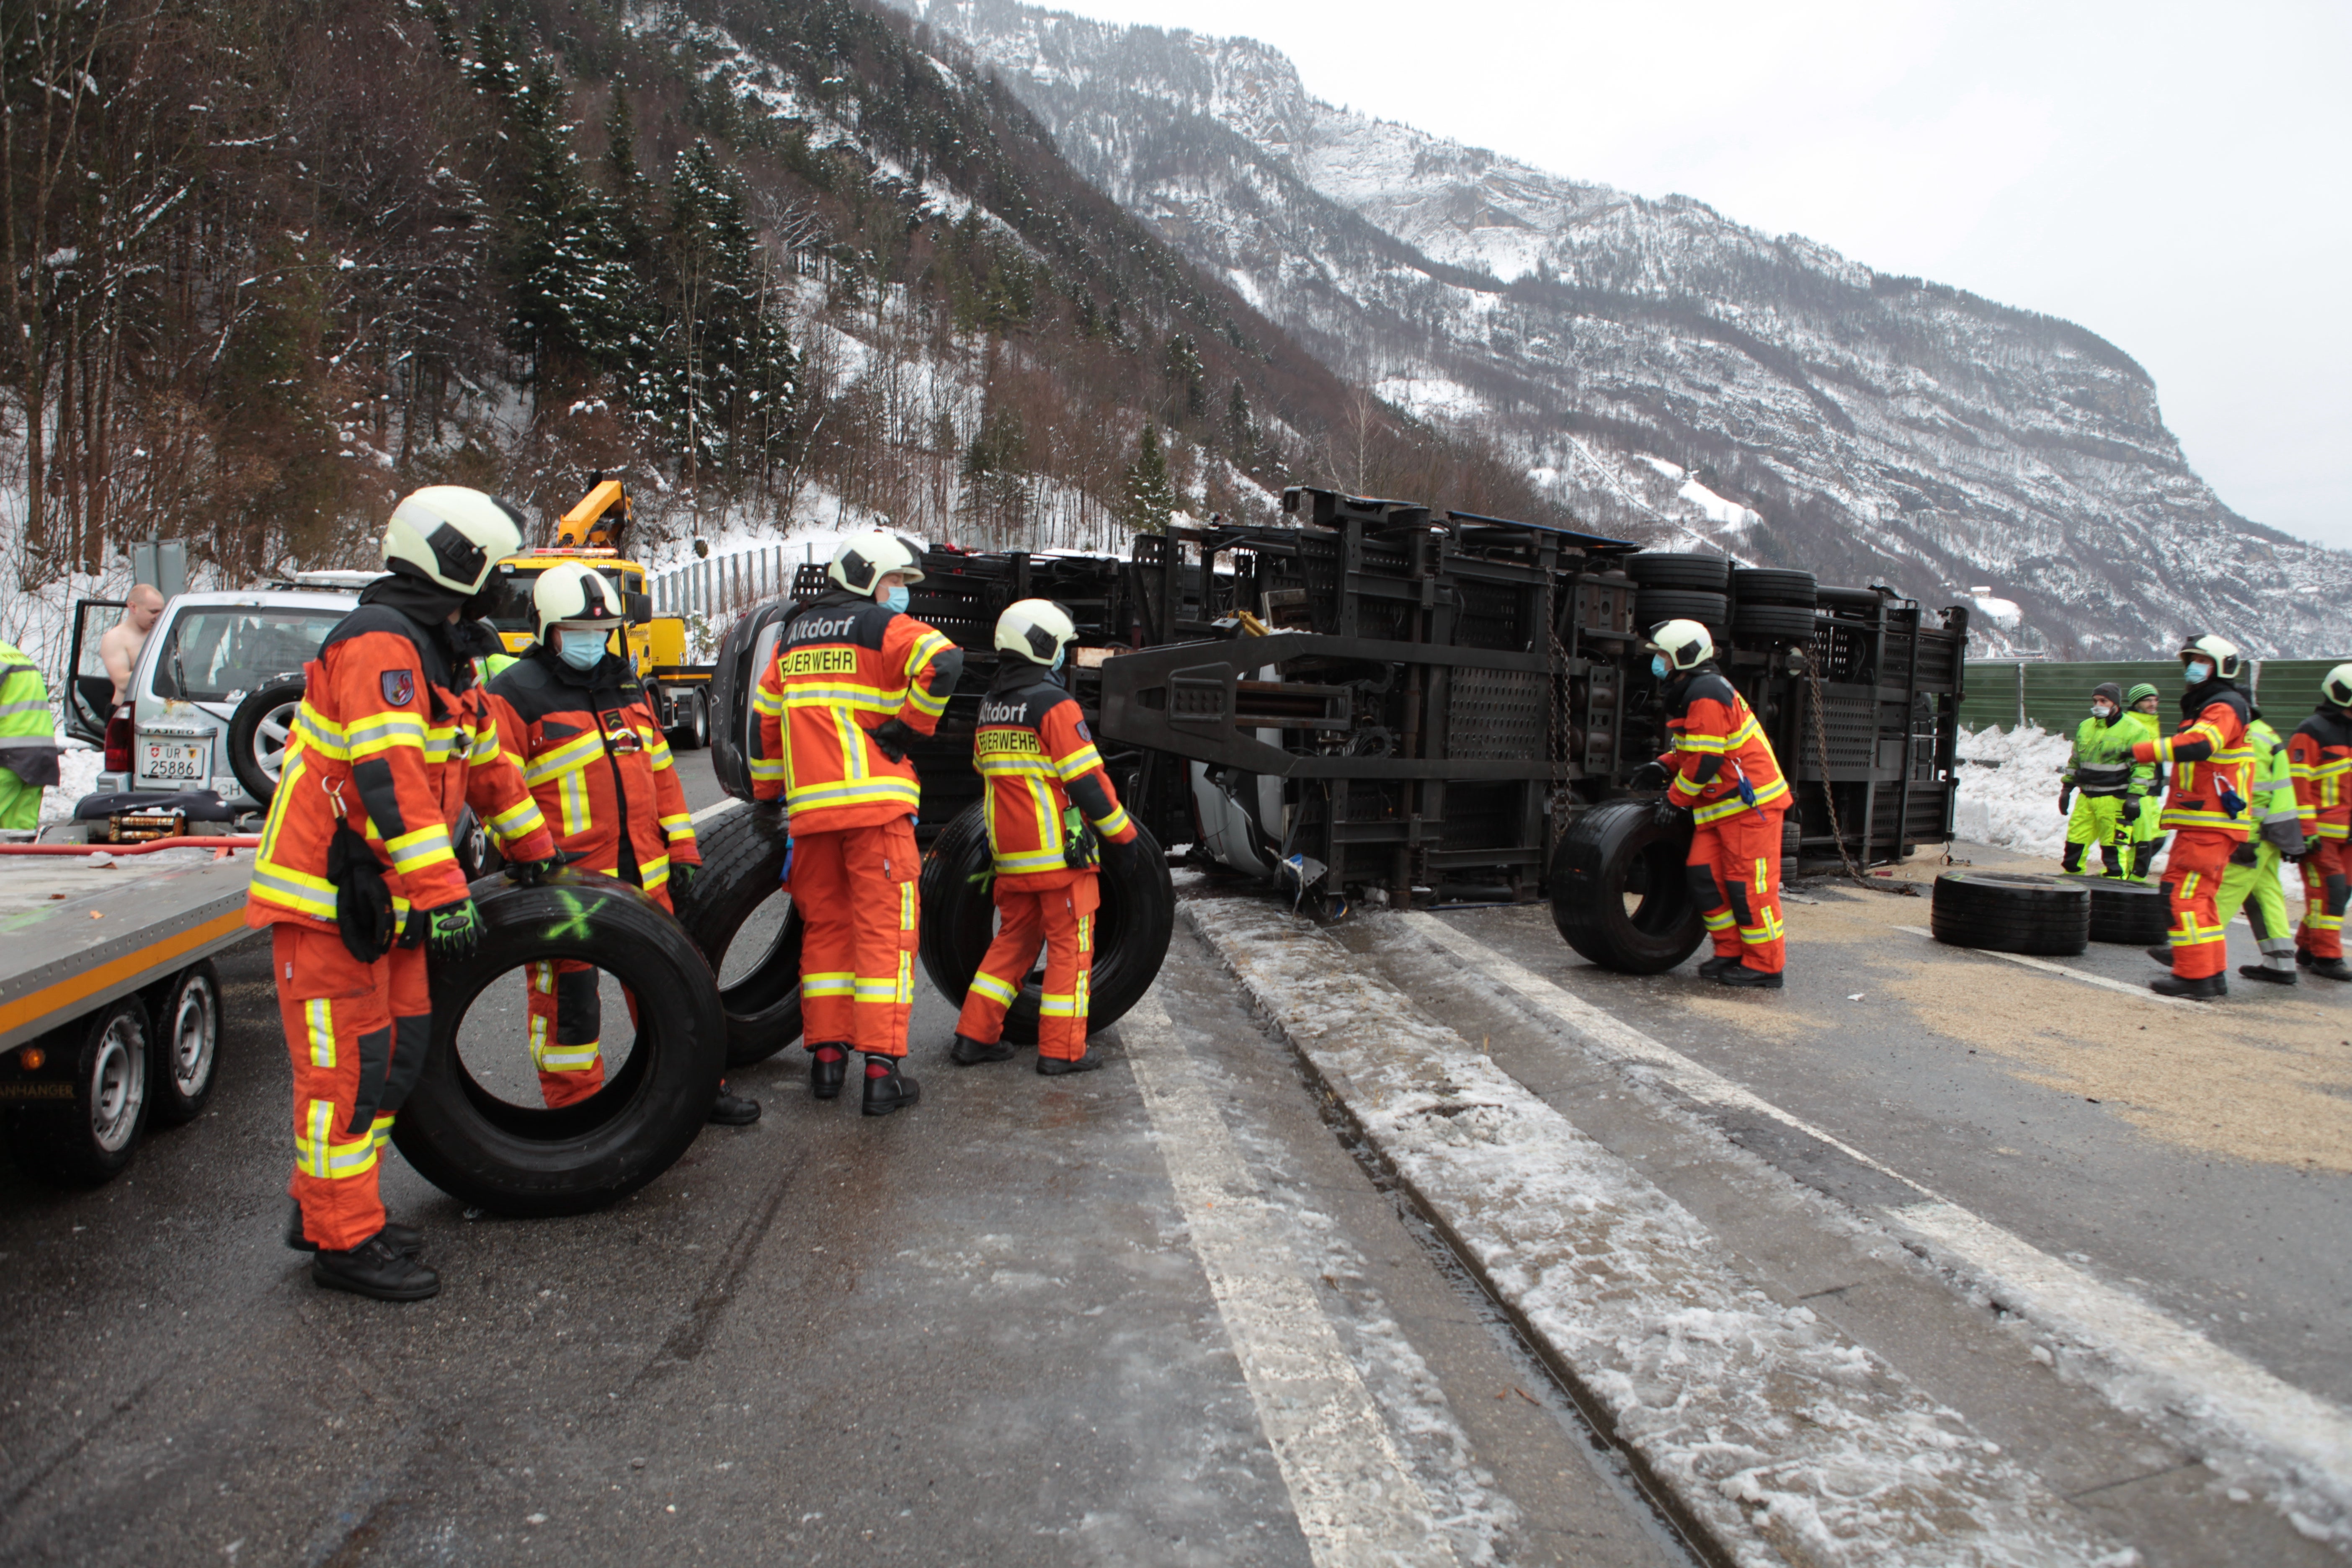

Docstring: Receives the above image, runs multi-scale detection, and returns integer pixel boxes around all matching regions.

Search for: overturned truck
[692,487,1967,1053]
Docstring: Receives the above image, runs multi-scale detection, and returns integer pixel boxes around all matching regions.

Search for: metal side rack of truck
[686,485,1967,1057]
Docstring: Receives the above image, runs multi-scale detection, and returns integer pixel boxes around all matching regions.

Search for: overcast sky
[1037,0,2352,551]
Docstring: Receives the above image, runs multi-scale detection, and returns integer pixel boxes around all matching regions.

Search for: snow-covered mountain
[902,0,2352,657]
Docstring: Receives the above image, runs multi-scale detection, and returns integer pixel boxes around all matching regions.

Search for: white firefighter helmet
[532,560,623,643]
[2323,663,2352,709]
[382,486,525,596]
[995,598,1078,666]
[2178,632,2244,682]
[828,529,926,595]
[1643,618,1715,673]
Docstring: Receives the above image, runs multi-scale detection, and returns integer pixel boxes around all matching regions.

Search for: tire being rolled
[1548,799,1707,974]
[393,872,724,1217]
[670,803,804,1066]
[919,802,1174,1044]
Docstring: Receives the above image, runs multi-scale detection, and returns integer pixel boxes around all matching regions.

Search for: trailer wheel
[667,689,709,752]
[1729,568,1818,608]
[1627,553,1733,592]
[1731,603,1822,642]
[1635,589,1730,635]
[8,999,150,1186]
[391,872,724,1217]
[1929,871,2091,955]
[227,678,306,806]
[2083,877,2171,945]
[1548,800,1708,973]
[148,961,221,1126]
[671,802,804,1066]
[919,802,1174,1044]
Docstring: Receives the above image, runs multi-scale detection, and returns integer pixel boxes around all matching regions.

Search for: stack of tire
[1729,568,1819,645]
[1929,871,2091,955]
[2066,874,2171,946]
[1627,553,1731,638]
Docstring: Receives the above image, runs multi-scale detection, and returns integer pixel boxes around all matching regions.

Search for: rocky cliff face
[904,0,2352,658]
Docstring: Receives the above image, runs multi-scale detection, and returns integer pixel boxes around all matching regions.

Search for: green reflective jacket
[2246,718,2297,825]
[2065,711,2139,796]
[2117,710,2163,797]
[0,639,52,742]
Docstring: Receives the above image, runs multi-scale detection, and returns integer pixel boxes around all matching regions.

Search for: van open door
[65,600,126,745]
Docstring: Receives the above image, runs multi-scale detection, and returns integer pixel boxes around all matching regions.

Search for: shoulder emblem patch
[1073,718,1092,743]
[381,670,415,707]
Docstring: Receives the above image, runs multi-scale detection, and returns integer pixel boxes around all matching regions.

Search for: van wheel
[392,872,725,1216]
[8,1000,150,1186]
[918,803,1174,1044]
[1548,800,1707,973]
[671,803,804,1065]
[148,962,221,1126]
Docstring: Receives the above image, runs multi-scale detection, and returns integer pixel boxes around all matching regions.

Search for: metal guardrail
[1960,658,2350,732]
[649,544,819,622]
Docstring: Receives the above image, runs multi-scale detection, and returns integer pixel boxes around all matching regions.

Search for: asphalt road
[0,755,1694,1567]
[3,756,2344,1565]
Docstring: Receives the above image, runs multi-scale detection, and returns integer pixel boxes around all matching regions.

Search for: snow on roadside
[1956,724,2073,860]
[40,739,106,825]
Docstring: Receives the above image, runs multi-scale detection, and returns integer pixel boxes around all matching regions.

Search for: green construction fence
[1960,660,2350,733]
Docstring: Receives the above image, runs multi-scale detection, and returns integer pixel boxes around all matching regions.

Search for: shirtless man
[100,585,165,708]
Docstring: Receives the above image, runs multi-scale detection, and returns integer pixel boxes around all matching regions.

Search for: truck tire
[147,961,221,1127]
[8,999,150,1186]
[1635,589,1729,634]
[227,678,306,805]
[670,803,805,1066]
[1929,871,2090,955]
[392,872,725,1217]
[1547,800,1707,973]
[918,802,1174,1044]
[2083,877,2171,945]
[667,689,709,752]
[1731,603,1821,642]
[1627,553,1732,592]
[1730,568,1817,608]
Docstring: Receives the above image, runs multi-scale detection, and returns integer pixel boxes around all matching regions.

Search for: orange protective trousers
[276,925,431,1252]
[1689,806,1787,975]
[791,821,920,1057]
[523,882,670,1109]
[954,875,1099,1061]
[2298,837,2348,962]
[2162,828,2236,979]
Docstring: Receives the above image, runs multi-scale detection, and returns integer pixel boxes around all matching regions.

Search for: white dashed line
[1890,925,2199,1007]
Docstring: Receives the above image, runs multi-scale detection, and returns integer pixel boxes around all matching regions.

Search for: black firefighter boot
[2145,945,2175,968]
[808,1042,850,1100]
[1716,964,1785,990]
[2311,954,2352,983]
[949,1032,1016,1066]
[1697,953,1742,979]
[2060,841,2086,874]
[862,1054,921,1116]
[2239,961,2298,986]
[1037,1050,1105,1076]
[286,1200,422,1258]
[313,1234,441,1301]
[2150,971,2227,1001]
[709,1081,762,1124]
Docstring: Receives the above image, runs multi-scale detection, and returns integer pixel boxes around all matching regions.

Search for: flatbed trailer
[0,839,257,1185]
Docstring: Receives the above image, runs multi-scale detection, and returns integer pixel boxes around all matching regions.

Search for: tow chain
[1802,649,1918,895]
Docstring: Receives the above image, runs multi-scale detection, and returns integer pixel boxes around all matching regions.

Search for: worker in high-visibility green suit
[2117,682,2167,879]
[2215,714,2306,984]
[0,639,62,830]
[2061,682,2138,876]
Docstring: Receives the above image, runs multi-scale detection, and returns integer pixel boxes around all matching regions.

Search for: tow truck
[488,477,714,750]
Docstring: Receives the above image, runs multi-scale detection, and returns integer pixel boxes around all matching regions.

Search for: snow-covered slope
[905,0,2352,657]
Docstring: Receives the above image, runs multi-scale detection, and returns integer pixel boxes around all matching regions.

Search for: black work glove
[1627,761,1669,792]
[503,854,564,887]
[869,718,916,764]
[415,899,482,963]
[669,860,699,899]
[1650,796,1688,832]
[2058,785,2073,814]
[2228,841,2260,868]
[750,795,785,817]
[1104,835,1147,874]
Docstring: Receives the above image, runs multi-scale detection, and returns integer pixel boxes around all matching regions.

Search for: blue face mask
[2184,660,2212,685]
[1051,647,1066,671]
[1651,654,1670,679]
[556,630,605,672]
[879,585,910,615]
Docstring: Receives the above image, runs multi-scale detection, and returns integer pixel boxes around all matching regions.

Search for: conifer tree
[1119,423,1178,534]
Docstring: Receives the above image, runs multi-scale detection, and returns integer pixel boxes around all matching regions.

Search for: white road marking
[1890,925,2198,1007]
[1407,910,2352,1548]
[1122,991,1457,1568]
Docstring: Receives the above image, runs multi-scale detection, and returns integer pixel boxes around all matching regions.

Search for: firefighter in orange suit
[2130,633,2256,1000]
[749,530,963,1115]
[483,562,757,1122]
[1628,619,1792,989]
[246,487,558,1301]
[948,601,1140,1075]
[2288,665,2352,982]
